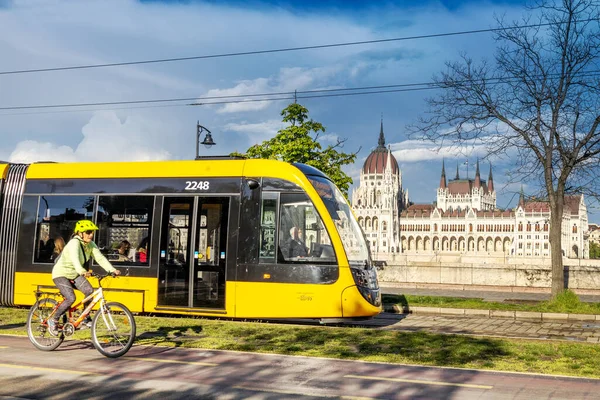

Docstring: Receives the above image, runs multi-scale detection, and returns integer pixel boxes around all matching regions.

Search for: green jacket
[52,236,116,280]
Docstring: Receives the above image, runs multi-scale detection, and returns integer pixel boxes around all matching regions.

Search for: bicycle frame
[67,285,105,328]
[38,275,110,330]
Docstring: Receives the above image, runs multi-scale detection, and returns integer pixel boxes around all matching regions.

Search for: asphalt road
[1,335,599,399]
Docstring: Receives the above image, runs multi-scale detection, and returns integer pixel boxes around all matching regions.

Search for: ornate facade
[352,125,590,260]
[351,121,408,258]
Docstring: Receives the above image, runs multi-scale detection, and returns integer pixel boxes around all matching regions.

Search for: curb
[384,304,600,322]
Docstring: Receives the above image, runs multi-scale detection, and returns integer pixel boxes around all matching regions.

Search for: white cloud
[205,66,344,113]
[389,139,489,163]
[224,119,282,143]
[9,111,171,163]
[344,163,364,187]
[76,111,171,162]
[9,141,77,163]
[319,133,342,144]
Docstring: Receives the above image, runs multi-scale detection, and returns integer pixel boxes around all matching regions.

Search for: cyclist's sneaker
[47,319,59,336]
[81,317,93,329]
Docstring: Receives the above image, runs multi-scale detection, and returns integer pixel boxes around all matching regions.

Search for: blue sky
[0,0,597,223]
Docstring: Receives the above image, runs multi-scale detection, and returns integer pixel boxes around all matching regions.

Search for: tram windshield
[306,175,371,266]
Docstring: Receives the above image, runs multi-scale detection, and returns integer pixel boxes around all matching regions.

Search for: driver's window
[277,193,335,264]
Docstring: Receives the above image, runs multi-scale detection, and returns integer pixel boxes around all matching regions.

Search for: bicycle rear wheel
[91,301,136,358]
[26,298,64,351]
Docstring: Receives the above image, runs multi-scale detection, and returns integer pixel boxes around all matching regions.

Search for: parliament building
[351,122,590,261]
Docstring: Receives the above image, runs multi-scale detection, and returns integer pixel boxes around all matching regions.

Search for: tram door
[158,196,228,309]
[192,197,228,309]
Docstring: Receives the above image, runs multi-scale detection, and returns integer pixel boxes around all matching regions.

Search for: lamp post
[196,121,216,159]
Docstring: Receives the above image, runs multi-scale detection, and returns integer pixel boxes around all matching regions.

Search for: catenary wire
[0,84,434,111]
[2,70,600,114]
[1,19,597,76]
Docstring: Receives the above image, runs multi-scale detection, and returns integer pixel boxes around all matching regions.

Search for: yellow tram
[0,158,381,320]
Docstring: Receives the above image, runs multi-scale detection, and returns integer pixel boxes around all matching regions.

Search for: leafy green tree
[590,242,600,259]
[233,103,357,196]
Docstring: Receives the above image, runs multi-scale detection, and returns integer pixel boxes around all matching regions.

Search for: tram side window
[34,195,95,264]
[95,195,154,266]
[259,196,277,262]
[277,193,336,264]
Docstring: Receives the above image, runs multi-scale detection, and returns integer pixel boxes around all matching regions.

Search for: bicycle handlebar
[88,272,120,283]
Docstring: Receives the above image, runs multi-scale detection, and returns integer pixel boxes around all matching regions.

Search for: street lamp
[196,121,216,159]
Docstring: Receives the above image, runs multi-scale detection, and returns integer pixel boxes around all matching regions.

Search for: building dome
[362,120,399,174]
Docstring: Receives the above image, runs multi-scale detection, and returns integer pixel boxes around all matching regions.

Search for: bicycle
[26,272,136,358]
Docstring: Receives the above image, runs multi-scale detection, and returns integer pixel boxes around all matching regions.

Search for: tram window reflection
[95,195,154,267]
[277,193,336,264]
[34,195,95,264]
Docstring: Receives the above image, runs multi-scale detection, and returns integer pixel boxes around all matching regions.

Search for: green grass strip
[384,290,600,314]
[2,306,600,379]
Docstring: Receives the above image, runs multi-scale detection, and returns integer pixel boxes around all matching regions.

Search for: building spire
[385,144,393,173]
[488,162,494,192]
[378,116,385,148]
[440,159,447,189]
[519,185,525,207]
[455,163,460,180]
[474,159,481,187]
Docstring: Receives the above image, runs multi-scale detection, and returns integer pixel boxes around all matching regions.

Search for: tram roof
[20,158,323,182]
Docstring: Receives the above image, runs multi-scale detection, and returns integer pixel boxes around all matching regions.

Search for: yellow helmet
[74,220,99,233]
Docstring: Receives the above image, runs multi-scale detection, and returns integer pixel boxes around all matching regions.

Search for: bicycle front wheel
[26,298,64,351]
[91,301,136,358]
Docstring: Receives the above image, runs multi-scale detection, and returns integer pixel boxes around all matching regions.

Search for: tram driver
[284,226,309,258]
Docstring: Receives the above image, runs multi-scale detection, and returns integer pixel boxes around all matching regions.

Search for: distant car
[373,260,387,270]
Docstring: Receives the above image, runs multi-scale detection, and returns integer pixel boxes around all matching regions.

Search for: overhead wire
[1,17,599,116]
[2,70,600,115]
[1,19,598,76]
[0,83,436,111]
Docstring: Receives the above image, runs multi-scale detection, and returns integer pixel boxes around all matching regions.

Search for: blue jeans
[52,276,93,321]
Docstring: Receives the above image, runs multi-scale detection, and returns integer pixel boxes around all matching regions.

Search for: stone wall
[377,253,600,294]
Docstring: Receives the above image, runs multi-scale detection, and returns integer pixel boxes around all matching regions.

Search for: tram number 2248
[185,181,210,191]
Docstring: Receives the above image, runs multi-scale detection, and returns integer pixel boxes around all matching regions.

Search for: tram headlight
[356,286,381,307]
[350,267,378,289]
[350,266,381,307]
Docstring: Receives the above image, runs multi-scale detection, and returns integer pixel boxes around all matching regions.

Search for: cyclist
[48,220,121,335]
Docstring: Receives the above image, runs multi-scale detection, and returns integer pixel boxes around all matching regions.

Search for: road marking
[232,385,379,399]
[344,375,493,389]
[123,356,217,366]
[0,363,97,376]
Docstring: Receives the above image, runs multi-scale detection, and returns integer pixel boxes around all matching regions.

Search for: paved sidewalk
[363,312,600,343]
[373,282,600,343]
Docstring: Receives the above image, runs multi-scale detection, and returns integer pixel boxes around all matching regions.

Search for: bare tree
[409,0,600,296]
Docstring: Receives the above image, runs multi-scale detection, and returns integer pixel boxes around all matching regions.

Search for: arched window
[573,225,578,233]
